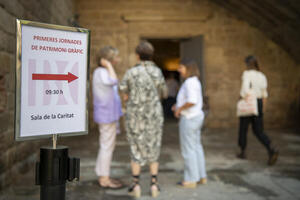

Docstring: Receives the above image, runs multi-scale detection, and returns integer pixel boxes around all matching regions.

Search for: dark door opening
[144,37,207,118]
[146,39,181,82]
[145,37,205,93]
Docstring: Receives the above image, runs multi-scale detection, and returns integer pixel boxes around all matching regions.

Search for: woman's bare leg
[150,162,159,189]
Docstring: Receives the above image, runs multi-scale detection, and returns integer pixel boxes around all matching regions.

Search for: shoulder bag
[237,82,258,117]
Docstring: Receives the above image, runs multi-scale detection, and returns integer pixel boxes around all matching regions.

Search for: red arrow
[32,72,78,83]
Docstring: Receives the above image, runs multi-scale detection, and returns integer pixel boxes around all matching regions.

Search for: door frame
[127,21,207,93]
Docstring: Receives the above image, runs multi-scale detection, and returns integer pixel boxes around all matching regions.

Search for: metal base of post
[36,146,80,200]
[41,184,66,200]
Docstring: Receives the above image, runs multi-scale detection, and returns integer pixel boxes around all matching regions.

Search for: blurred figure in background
[237,55,279,165]
[93,46,123,189]
[164,72,179,118]
[120,41,167,198]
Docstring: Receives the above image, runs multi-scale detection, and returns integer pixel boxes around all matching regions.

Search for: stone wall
[0,0,75,189]
[76,0,300,129]
[211,0,300,64]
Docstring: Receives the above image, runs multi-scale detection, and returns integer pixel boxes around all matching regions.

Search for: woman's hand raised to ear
[101,58,117,80]
[101,58,112,68]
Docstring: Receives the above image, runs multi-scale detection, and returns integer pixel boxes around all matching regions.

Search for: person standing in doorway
[164,72,179,118]
[119,41,168,198]
[93,46,123,189]
[237,55,279,165]
[173,59,207,188]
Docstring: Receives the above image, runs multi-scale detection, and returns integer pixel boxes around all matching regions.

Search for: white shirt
[240,70,268,99]
[176,76,204,119]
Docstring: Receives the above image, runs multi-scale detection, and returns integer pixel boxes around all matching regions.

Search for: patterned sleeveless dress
[119,61,167,166]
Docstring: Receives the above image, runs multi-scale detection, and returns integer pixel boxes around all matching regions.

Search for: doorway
[145,36,206,117]
[145,36,205,93]
[146,38,180,81]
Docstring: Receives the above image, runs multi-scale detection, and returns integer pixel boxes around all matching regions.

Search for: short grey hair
[96,46,119,66]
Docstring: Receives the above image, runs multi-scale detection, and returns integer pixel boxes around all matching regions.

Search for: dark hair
[96,46,119,66]
[180,58,200,79]
[135,40,154,61]
[245,55,259,70]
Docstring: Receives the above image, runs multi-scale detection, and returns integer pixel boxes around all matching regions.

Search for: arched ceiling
[210,0,300,63]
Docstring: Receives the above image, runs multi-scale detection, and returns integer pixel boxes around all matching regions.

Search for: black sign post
[35,145,80,200]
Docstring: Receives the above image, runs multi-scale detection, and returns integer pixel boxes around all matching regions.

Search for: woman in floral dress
[119,41,167,198]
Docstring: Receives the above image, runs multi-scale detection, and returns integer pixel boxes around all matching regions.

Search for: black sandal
[128,175,141,198]
[150,175,160,198]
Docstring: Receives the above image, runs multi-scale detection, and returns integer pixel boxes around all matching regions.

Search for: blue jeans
[179,115,206,182]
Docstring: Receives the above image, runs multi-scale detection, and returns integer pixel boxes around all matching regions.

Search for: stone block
[0,51,13,75]
[0,129,14,152]
[0,30,15,53]
[17,155,34,174]
[7,92,14,110]
[18,0,45,20]
[0,6,15,34]
[0,173,5,190]
[0,112,10,132]
[0,153,7,174]
[6,69,15,93]
[6,145,17,170]
[0,91,6,113]
[0,0,26,19]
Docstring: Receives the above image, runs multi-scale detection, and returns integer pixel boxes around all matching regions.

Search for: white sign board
[15,20,90,140]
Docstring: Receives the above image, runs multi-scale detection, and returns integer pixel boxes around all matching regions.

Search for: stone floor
[1,119,300,200]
